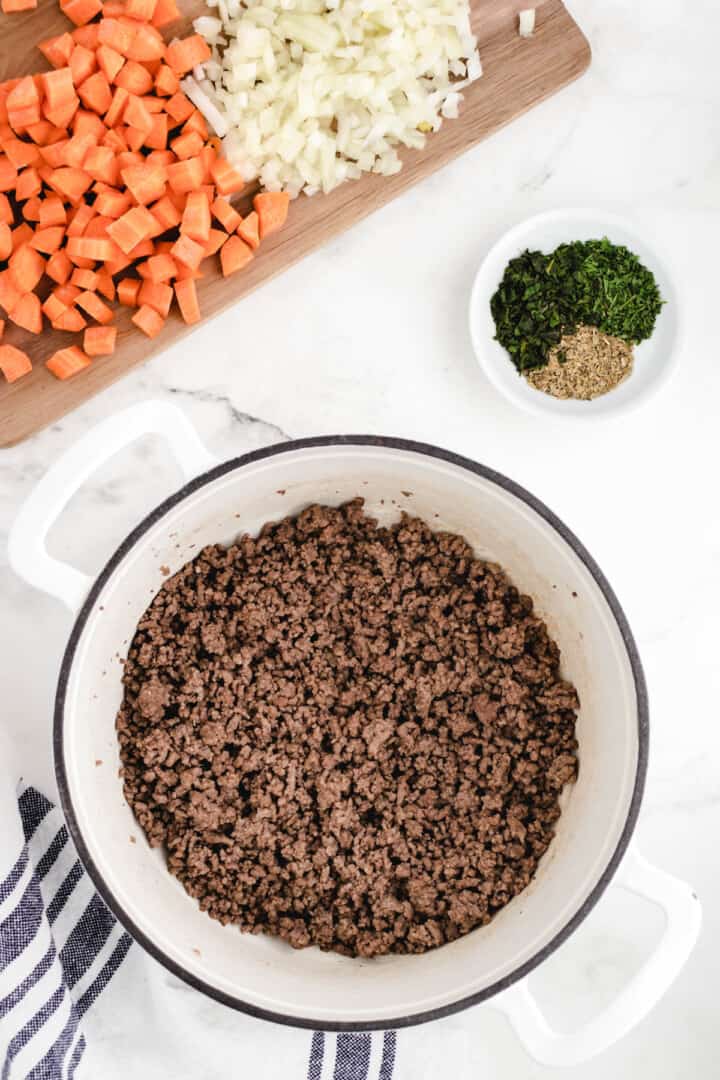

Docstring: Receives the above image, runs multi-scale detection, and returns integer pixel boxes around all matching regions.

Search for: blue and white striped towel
[0,778,402,1080]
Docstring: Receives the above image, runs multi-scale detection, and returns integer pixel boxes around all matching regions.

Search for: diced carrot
[102,0,125,13]
[95,268,116,300]
[101,129,127,156]
[151,0,180,27]
[46,250,72,284]
[79,214,112,239]
[72,24,100,49]
[144,252,176,283]
[167,156,204,195]
[131,303,164,338]
[170,130,203,160]
[38,140,68,168]
[0,193,12,225]
[146,148,174,167]
[154,64,179,97]
[141,95,165,115]
[52,282,81,305]
[38,33,75,69]
[105,86,130,128]
[253,191,290,239]
[64,133,96,169]
[15,167,41,201]
[183,109,208,139]
[78,72,113,115]
[107,204,157,253]
[1,138,40,169]
[2,0,37,10]
[49,166,92,202]
[60,0,103,27]
[66,201,96,236]
[40,69,76,114]
[71,267,98,290]
[46,345,91,379]
[9,244,45,291]
[123,93,153,133]
[220,234,253,277]
[122,160,166,204]
[210,156,245,197]
[25,120,56,145]
[126,236,154,259]
[180,190,210,244]
[0,157,19,193]
[84,325,117,356]
[118,276,140,306]
[104,248,132,276]
[204,227,227,257]
[9,292,42,334]
[73,109,106,140]
[125,0,156,18]
[173,277,200,325]
[172,261,203,281]
[69,45,97,88]
[94,189,132,218]
[52,307,87,331]
[96,44,125,84]
[11,222,33,251]
[0,344,32,384]
[138,278,172,317]
[98,19,135,57]
[38,195,67,228]
[0,222,11,261]
[166,35,211,77]
[0,270,21,315]
[116,149,143,171]
[84,145,120,185]
[198,144,216,182]
[76,289,114,324]
[44,100,79,129]
[209,197,240,235]
[125,24,166,64]
[164,91,193,124]
[6,77,40,117]
[66,235,115,261]
[42,293,67,322]
[144,112,167,150]
[115,62,154,97]
[150,193,181,231]
[30,225,65,254]
[237,210,260,251]
[123,125,145,153]
[22,197,42,223]
[170,232,204,271]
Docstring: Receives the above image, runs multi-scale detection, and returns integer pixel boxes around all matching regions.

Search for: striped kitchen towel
[0,781,399,1080]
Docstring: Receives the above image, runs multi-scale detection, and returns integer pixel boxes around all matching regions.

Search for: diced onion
[179,76,229,138]
[196,0,482,197]
[518,9,536,37]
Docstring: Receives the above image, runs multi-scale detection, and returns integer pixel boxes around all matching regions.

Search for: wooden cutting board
[0,0,590,447]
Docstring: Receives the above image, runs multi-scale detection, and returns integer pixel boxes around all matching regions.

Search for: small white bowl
[469,209,681,419]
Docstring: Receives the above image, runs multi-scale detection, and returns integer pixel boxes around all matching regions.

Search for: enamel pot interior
[56,439,646,1029]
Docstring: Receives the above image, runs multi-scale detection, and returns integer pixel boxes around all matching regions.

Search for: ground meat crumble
[117,499,579,958]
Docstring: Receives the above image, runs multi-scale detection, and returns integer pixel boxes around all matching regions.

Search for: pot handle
[491,847,701,1066]
[8,400,219,614]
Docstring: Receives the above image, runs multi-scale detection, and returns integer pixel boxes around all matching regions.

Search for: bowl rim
[54,434,649,1031]
[468,207,682,420]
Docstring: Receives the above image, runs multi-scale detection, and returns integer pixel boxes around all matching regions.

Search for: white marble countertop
[1,0,718,1075]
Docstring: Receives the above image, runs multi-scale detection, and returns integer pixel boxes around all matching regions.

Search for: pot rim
[54,434,649,1032]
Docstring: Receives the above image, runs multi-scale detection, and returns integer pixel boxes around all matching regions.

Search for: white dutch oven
[9,401,700,1065]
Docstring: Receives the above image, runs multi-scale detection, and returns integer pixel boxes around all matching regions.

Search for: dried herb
[490,237,663,373]
[526,325,634,399]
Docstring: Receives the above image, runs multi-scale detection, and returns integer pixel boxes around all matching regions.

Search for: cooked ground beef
[117,499,579,958]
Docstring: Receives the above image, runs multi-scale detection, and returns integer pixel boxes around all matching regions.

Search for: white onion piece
[518,9,536,37]
[197,0,482,197]
[179,76,229,138]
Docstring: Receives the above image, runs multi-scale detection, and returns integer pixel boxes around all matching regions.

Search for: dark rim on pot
[54,435,649,1032]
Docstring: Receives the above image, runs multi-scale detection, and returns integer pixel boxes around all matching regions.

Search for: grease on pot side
[116,500,579,958]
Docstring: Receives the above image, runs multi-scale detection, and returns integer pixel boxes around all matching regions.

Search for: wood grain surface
[0,0,590,447]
